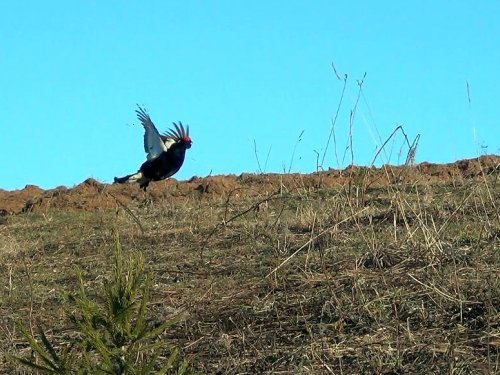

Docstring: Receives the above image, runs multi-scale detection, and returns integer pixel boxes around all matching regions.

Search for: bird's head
[182,134,192,149]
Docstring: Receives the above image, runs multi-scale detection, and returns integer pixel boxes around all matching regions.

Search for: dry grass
[1,162,499,374]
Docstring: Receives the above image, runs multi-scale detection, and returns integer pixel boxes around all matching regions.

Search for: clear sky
[1,1,499,190]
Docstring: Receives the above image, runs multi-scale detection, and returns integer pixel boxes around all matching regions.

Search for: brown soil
[2,155,500,374]
[1,155,499,215]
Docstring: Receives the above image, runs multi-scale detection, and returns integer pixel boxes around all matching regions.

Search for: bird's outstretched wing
[136,105,168,160]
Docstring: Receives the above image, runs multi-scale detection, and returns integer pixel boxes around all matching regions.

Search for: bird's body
[114,106,192,190]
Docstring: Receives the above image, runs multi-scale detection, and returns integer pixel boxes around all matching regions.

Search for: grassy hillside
[1,156,499,374]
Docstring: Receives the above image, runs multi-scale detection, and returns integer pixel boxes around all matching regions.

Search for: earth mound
[1,155,498,215]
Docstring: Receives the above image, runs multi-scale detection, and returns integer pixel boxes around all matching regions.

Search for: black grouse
[114,105,192,190]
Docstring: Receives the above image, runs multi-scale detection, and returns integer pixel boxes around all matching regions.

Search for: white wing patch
[163,138,176,150]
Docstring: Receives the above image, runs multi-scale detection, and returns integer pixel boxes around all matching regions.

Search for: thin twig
[342,72,366,166]
[321,66,347,169]
[370,125,420,167]
[108,192,145,233]
[253,139,263,174]
[405,134,420,166]
[407,273,478,304]
[265,206,369,278]
[221,187,264,223]
[466,80,471,105]
[264,145,272,173]
[201,190,282,254]
[288,130,304,173]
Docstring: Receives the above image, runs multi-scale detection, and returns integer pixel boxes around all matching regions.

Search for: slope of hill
[1,155,499,373]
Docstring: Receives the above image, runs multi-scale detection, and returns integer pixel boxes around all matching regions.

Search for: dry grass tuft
[1,158,499,373]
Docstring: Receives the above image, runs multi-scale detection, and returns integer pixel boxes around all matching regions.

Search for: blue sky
[1,1,499,190]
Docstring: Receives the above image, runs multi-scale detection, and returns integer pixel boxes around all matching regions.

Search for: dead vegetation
[0,156,499,374]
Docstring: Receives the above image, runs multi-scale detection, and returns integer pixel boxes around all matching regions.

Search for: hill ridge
[1,155,499,215]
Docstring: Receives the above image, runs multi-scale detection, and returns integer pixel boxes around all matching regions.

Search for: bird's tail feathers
[114,172,143,184]
[114,172,150,190]
[114,175,130,184]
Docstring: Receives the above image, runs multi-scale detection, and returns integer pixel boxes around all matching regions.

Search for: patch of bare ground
[0,155,499,373]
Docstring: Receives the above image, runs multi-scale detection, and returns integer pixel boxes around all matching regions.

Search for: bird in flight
[114,105,192,190]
